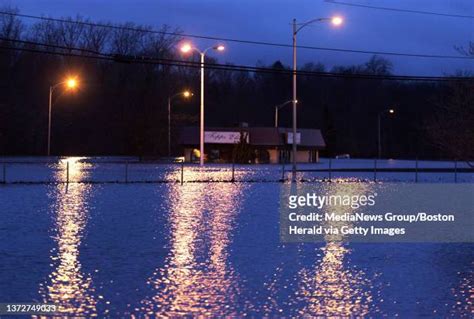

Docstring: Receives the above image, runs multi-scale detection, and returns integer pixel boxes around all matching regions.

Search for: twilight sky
[2,0,473,75]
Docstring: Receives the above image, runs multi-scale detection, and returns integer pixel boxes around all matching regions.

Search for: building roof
[178,126,326,149]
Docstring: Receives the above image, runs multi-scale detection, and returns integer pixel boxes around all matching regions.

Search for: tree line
[0,6,472,161]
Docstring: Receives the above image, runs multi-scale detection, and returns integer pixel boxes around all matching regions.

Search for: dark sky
[3,0,473,75]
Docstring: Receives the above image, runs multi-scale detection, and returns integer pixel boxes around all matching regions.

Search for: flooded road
[0,158,472,317]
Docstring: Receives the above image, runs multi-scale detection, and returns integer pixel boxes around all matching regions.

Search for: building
[178,126,325,163]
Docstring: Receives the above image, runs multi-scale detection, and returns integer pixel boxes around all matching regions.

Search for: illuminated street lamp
[275,100,297,128]
[180,42,225,166]
[168,90,193,157]
[291,15,343,181]
[378,108,395,159]
[47,77,78,156]
[66,79,77,89]
[331,16,343,26]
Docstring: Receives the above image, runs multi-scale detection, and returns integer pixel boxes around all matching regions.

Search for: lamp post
[275,100,297,128]
[180,43,225,166]
[47,78,77,156]
[377,108,395,159]
[168,90,193,157]
[291,16,343,181]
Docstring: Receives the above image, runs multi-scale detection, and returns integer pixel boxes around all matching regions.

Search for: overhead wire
[325,0,474,19]
[0,10,472,60]
[0,37,472,82]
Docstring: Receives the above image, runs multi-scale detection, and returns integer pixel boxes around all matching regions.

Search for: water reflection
[266,181,376,317]
[451,263,473,317]
[38,157,99,317]
[299,183,376,317]
[296,243,373,317]
[137,168,250,317]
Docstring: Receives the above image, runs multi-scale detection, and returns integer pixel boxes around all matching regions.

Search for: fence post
[181,160,184,185]
[1,163,5,184]
[454,160,457,183]
[373,158,377,182]
[415,157,418,183]
[231,161,235,183]
[281,160,285,182]
[66,161,69,184]
[328,158,332,182]
[125,161,129,183]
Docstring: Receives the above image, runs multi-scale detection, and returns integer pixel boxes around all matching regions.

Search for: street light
[47,77,78,156]
[66,79,77,89]
[180,42,225,166]
[291,16,343,181]
[331,16,344,26]
[168,90,193,157]
[378,108,395,159]
[275,100,297,128]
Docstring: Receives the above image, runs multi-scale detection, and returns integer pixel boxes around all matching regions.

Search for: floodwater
[0,158,472,317]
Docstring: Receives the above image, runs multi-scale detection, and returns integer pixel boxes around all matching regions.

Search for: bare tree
[140,24,181,57]
[29,19,61,47]
[0,5,23,40]
[364,55,393,75]
[426,80,474,165]
[0,6,24,67]
[80,22,111,53]
[56,16,86,51]
[110,22,146,55]
[455,42,473,56]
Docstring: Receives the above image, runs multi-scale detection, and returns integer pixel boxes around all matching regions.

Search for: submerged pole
[328,158,332,182]
[231,160,235,183]
[281,160,285,182]
[374,158,377,182]
[181,159,184,185]
[454,160,458,183]
[125,161,129,183]
[415,157,418,183]
[66,161,69,184]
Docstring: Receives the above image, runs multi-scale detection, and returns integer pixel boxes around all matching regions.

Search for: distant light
[389,109,395,114]
[183,91,192,98]
[331,16,343,26]
[180,43,192,53]
[66,78,77,89]
[215,45,225,51]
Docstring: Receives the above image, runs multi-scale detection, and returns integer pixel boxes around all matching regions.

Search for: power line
[0,37,472,82]
[325,0,474,19]
[0,37,103,56]
[0,10,472,60]
[0,37,471,81]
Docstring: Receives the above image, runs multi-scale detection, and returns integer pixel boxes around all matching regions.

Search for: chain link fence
[0,158,472,184]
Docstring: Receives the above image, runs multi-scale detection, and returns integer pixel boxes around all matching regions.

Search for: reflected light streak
[451,263,473,316]
[37,157,99,317]
[299,182,375,317]
[296,242,373,317]
[264,181,376,317]
[298,182,375,317]
[137,168,249,317]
